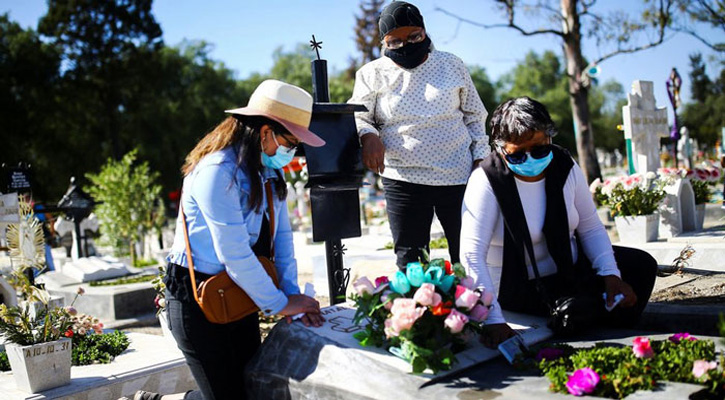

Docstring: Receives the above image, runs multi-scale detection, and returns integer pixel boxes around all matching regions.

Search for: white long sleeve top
[460,162,621,324]
[349,50,490,186]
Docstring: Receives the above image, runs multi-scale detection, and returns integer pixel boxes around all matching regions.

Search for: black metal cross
[310,35,323,61]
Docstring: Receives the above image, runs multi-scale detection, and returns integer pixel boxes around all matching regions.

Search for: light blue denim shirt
[166,147,299,315]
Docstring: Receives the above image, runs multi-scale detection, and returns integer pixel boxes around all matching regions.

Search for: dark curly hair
[489,97,558,146]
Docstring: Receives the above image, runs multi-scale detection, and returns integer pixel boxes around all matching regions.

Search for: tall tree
[0,14,63,200]
[38,0,162,160]
[436,1,677,183]
[688,53,714,103]
[681,56,724,147]
[353,0,384,66]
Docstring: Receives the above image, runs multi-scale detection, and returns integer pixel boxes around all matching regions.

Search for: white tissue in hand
[292,283,316,320]
[603,293,625,312]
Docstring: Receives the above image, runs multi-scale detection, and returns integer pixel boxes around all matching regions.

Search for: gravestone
[659,178,697,238]
[59,256,130,283]
[53,214,99,261]
[0,193,20,248]
[3,163,33,195]
[622,81,669,174]
[246,304,552,399]
[0,275,17,307]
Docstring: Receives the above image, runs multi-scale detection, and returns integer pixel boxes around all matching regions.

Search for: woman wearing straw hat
[349,1,490,271]
[135,80,325,400]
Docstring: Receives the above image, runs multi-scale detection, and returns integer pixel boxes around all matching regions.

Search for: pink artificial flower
[468,304,490,322]
[390,298,417,315]
[454,285,480,310]
[459,276,475,289]
[353,277,375,296]
[64,306,78,316]
[413,283,441,307]
[566,367,600,396]
[632,337,654,359]
[385,298,425,338]
[444,309,469,334]
[384,318,398,338]
[668,332,696,343]
[692,360,718,379]
[380,291,394,310]
[374,276,389,287]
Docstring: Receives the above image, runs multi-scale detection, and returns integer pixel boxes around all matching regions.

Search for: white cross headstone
[622,81,670,174]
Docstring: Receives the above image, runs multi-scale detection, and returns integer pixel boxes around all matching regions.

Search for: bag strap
[264,180,276,260]
[181,179,276,301]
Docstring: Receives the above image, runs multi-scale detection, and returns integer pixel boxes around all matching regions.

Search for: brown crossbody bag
[181,181,280,324]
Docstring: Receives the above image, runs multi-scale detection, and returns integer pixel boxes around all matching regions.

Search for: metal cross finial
[310,35,323,60]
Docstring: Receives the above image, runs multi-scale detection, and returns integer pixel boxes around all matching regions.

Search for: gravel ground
[650,272,725,305]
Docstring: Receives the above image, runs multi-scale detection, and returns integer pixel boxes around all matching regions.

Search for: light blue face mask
[504,150,553,177]
[261,133,296,169]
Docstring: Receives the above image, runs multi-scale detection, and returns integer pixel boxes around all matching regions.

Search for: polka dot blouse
[349,50,491,186]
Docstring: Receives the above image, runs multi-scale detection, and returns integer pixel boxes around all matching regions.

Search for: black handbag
[518,226,600,335]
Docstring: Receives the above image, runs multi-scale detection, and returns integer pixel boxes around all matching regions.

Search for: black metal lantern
[302,36,367,304]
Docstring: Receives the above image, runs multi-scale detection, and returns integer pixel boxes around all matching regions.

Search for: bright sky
[4,0,724,122]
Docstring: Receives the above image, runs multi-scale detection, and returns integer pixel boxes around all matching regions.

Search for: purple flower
[668,332,697,344]
[566,368,600,396]
[535,347,565,362]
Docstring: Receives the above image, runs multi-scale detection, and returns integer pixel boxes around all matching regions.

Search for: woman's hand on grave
[296,312,325,327]
[479,323,516,348]
[279,294,320,317]
[361,133,386,174]
[603,275,637,308]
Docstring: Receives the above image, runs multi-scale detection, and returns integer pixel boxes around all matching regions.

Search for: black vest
[481,145,575,311]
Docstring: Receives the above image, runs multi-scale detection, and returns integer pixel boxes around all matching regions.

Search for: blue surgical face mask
[503,149,553,177]
[261,133,296,169]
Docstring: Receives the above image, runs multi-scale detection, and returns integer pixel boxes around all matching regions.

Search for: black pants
[164,263,261,400]
[382,177,467,269]
[510,246,657,328]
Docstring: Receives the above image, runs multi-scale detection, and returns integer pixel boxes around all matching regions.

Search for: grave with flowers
[245,253,725,399]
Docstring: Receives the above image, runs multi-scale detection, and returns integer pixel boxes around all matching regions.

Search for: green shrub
[71,330,130,366]
[0,351,8,371]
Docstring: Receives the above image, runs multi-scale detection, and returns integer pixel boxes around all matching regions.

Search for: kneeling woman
[460,97,656,348]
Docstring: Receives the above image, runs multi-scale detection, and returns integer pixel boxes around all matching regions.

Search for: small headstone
[659,179,697,238]
[622,81,669,174]
[3,163,33,195]
[60,256,130,282]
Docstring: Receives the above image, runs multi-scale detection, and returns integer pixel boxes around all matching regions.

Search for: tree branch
[674,26,725,52]
[589,0,674,65]
[434,6,564,38]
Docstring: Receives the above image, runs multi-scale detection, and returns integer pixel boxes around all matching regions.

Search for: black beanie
[378,1,425,39]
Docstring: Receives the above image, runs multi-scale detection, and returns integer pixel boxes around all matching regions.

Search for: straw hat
[225,79,325,147]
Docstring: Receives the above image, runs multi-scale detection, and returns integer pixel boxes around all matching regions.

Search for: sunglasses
[272,131,300,151]
[383,30,425,50]
[499,144,553,165]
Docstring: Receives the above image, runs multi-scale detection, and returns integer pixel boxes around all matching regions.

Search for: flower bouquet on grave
[350,254,493,374]
[589,172,667,217]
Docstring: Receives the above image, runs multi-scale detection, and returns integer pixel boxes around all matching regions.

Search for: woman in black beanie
[349,1,491,270]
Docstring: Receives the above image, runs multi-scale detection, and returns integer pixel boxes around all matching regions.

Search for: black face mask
[384,36,431,69]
